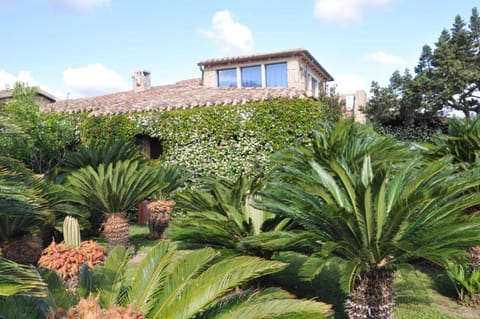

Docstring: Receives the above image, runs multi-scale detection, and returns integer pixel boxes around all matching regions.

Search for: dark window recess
[149,137,163,159]
[136,135,163,160]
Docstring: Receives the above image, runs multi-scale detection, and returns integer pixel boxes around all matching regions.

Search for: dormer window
[266,62,287,87]
[241,65,262,87]
[218,68,237,87]
[202,49,334,93]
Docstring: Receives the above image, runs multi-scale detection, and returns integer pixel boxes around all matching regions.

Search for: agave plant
[63,160,160,248]
[169,175,291,257]
[74,241,332,319]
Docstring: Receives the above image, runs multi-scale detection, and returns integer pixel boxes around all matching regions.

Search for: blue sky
[0,0,478,99]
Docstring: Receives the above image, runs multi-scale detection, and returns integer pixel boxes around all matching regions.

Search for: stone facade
[339,90,367,124]
[199,48,333,98]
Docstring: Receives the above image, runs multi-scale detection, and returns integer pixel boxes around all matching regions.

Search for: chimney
[132,69,151,92]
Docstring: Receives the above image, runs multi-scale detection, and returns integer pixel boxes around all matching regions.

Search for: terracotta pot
[145,200,175,240]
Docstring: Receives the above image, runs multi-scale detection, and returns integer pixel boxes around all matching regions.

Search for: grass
[112,226,480,319]
[268,252,479,319]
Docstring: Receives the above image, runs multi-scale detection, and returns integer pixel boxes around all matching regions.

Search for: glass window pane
[266,63,287,87]
[218,68,237,87]
[241,65,261,87]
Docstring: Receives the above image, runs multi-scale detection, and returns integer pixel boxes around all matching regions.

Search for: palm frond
[0,258,47,297]
[150,255,287,319]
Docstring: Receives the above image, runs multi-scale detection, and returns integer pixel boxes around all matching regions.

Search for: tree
[0,83,78,174]
[63,160,160,248]
[169,175,291,258]
[0,157,48,264]
[73,241,333,319]
[367,7,480,122]
[249,120,480,319]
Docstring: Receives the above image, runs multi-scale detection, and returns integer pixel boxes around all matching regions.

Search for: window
[266,62,287,87]
[241,65,261,87]
[311,78,318,97]
[218,68,237,87]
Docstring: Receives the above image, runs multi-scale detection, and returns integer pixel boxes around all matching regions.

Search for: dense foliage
[79,98,338,183]
[364,7,480,125]
[0,83,79,174]
[249,120,480,319]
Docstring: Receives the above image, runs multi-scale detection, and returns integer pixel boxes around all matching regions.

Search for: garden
[1,83,480,319]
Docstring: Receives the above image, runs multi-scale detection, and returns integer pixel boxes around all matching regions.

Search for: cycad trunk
[102,213,129,248]
[344,269,395,319]
[0,235,43,264]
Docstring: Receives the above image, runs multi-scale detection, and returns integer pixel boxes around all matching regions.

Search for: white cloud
[331,73,367,95]
[199,10,254,54]
[364,51,408,68]
[314,0,390,23]
[0,69,38,90]
[49,0,110,13]
[63,63,128,97]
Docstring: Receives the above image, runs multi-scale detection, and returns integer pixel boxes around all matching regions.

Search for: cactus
[63,216,81,247]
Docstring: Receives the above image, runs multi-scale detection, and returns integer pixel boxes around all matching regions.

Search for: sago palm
[0,157,48,264]
[64,160,160,248]
[75,241,333,319]
[256,155,480,319]
[272,118,414,174]
[169,175,290,257]
[48,137,145,182]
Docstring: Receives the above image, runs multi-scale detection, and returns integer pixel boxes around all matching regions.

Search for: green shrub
[80,115,136,145]
[0,84,80,174]
[131,98,337,183]
[446,262,480,306]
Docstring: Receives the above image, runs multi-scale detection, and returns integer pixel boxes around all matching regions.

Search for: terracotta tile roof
[41,80,314,117]
[198,48,334,82]
[0,88,57,103]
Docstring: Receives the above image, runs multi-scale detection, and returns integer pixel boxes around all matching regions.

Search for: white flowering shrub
[80,99,338,184]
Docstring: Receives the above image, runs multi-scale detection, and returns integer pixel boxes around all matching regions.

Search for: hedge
[79,98,339,183]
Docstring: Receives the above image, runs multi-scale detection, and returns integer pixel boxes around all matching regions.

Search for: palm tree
[0,257,51,319]
[0,157,48,264]
[63,160,160,248]
[256,154,480,319]
[272,119,414,174]
[169,175,291,257]
[423,117,480,267]
[48,137,145,182]
[424,116,480,165]
[74,241,332,318]
[0,257,47,297]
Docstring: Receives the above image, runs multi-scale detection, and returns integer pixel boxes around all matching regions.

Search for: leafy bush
[372,119,448,143]
[0,83,79,174]
[80,115,135,145]
[446,262,480,306]
[129,98,337,183]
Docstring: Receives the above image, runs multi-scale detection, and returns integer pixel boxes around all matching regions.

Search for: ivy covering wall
[79,98,339,182]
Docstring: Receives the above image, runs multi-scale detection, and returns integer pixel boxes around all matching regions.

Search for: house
[339,90,367,124]
[198,48,334,98]
[0,88,57,107]
[41,48,333,117]
[41,49,335,159]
